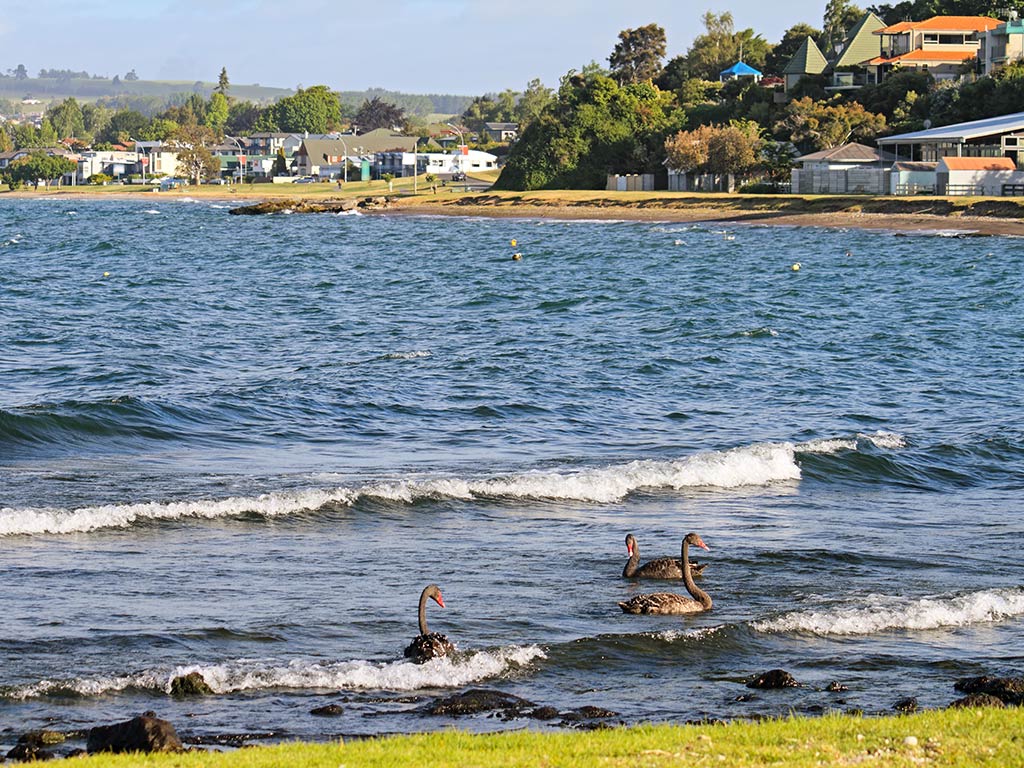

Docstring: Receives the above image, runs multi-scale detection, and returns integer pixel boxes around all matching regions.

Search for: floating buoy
[103,271,110,277]
[512,253,522,261]
[510,239,517,247]
[791,262,801,271]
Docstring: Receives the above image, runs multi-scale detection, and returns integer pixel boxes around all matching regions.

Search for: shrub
[90,173,113,185]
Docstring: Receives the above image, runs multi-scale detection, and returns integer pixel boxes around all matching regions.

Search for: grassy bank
[68,708,1024,767]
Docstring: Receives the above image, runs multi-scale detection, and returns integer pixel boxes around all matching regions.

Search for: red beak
[626,543,633,555]
[698,542,710,551]
[434,593,446,608]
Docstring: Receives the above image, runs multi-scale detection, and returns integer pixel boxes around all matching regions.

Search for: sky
[1,1,828,96]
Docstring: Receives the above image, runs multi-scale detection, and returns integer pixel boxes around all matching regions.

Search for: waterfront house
[868,15,1001,83]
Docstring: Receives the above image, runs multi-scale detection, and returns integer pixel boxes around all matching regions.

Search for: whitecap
[142,209,160,215]
[751,587,1024,636]
[4,645,546,700]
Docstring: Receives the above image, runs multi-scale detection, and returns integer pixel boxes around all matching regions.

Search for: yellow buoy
[791,262,801,271]
[103,271,110,277]
[510,239,517,247]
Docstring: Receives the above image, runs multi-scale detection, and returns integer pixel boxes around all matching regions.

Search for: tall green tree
[272,85,342,133]
[216,67,230,96]
[608,23,667,85]
[4,152,77,189]
[822,0,865,55]
[47,98,86,140]
[170,124,219,184]
[685,12,770,81]
[13,64,28,80]
[775,96,885,151]
[516,78,554,129]
[205,92,229,134]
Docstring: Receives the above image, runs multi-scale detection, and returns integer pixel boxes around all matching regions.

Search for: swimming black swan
[403,584,455,662]
[618,533,713,614]
[623,533,707,578]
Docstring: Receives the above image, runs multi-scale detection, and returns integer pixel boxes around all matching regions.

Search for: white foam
[142,209,160,215]
[752,587,1024,636]
[797,430,907,455]
[4,646,546,700]
[378,350,431,360]
[0,443,801,536]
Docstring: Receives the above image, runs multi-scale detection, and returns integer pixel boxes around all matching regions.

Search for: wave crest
[751,587,1024,636]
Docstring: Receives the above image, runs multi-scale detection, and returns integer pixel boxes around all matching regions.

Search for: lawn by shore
[66,708,1024,767]
[6,181,1024,236]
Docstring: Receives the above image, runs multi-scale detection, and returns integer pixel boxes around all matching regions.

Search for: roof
[876,15,1001,34]
[795,142,899,163]
[892,161,938,171]
[878,110,1024,144]
[939,156,1017,170]
[484,122,518,131]
[832,12,886,68]
[297,132,417,159]
[721,61,762,76]
[783,37,829,76]
[868,48,979,65]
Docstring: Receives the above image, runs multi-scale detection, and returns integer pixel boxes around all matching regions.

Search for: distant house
[868,15,1000,82]
[246,132,304,157]
[418,149,498,178]
[78,150,140,183]
[984,15,1024,74]
[293,131,419,178]
[483,122,519,142]
[134,141,182,178]
[791,142,901,194]
[936,155,1024,194]
[782,37,829,91]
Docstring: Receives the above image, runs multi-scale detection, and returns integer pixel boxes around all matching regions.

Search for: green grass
[65,708,1024,767]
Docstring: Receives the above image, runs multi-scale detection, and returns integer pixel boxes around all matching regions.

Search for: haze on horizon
[3,1,826,96]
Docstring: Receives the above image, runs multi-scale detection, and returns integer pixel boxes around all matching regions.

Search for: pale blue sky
[1,1,827,95]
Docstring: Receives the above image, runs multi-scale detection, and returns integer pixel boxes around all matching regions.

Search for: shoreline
[7,187,1024,236]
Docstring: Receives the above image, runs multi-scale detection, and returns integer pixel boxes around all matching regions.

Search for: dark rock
[86,715,183,754]
[894,696,918,713]
[426,688,536,716]
[6,732,57,762]
[573,705,618,719]
[229,198,360,216]
[953,676,1024,705]
[170,672,213,697]
[526,706,560,720]
[734,693,757,702]
[826,681,848,692]
[310,704,344,717]
[949,693,1006,709]
[746,669,799,689]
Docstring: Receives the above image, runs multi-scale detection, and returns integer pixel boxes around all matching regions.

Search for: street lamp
[446,122,466,178]
[225,135,246,184]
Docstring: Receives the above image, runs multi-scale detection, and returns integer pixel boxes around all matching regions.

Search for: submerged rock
[86,714,183,754]
[310,704,345,717]
[170,671,214,697]
[426,688,535,716]
[949,693,1006,709]
[893,696,918,713]
[953,676,1024,705]
[230,197,370,215]
[6,732,58,762]
[826,681,849,692]
[747,669,800,689]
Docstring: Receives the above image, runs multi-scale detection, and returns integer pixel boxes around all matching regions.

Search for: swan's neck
[417,589,430,635]
[682,540,712,609]
[623,542,639,577]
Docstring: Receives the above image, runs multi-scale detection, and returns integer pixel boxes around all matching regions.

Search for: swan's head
[684,532,710,551]
[625,533,636,556]
[425,584,446,608]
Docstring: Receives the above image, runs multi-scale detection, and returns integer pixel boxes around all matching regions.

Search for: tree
[4,152,77,189]
[685,12,770,81]
[665,121,763,177]
[216,67,230,96]
[822,0,864,56]
[170,124,219,184]
[82,102,113,139]
[654,56,690,92]
[98,110,148,144]
[775,96,885,151]
[272,85,342,133]
[353,96,405,132]
[764,24,822,75]
[124,69,139,81]
[14,64,28,80]
[205,92,229,134]
[0,128,12,153]
[226,100,262,134]
[273,148,289,176]
[47,98,86,140]
[608,23,667,85]
[516,78,554,129]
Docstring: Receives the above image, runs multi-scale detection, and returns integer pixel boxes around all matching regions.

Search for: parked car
[294,176,318,184]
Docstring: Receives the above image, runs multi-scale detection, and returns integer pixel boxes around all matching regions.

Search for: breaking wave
[751,587,1024,636]
[2,645,545,700]
[0,442,802,535]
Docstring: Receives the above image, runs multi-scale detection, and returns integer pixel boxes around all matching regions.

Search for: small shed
[889,161,938,195]
[720,61,762,83]
[936,156,1024,195]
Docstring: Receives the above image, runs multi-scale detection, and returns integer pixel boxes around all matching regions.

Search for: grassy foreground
[72,708,1023,767]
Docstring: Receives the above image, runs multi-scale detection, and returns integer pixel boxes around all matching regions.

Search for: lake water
[1,197,1021,748]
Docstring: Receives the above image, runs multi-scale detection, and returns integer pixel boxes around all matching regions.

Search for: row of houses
[783,13,1024,92]
[0,127,500,185]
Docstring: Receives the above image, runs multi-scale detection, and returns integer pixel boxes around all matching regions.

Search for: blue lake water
[1,197,1022,748]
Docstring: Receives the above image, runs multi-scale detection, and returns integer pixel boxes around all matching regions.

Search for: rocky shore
[5,671,1020,761]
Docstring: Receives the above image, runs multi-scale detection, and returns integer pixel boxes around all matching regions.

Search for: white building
[420,149,498,177]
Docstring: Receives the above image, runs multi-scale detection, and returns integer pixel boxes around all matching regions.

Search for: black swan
[403,584,455,662]
[618,533,713,614]
[623,533,707,579]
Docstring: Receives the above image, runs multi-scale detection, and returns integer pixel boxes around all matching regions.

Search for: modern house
[245,132,304,157]
[77,150,140,183]
[293,130,419,178]
[867,15,1001,82]
[982,14,1024,74]
[134,141,182,178]
[483,122,519,143]
[876,109,1024,163]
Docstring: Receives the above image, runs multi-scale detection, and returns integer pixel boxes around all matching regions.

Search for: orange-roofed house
[869,16,1001,82]
[936,155,1024,195]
